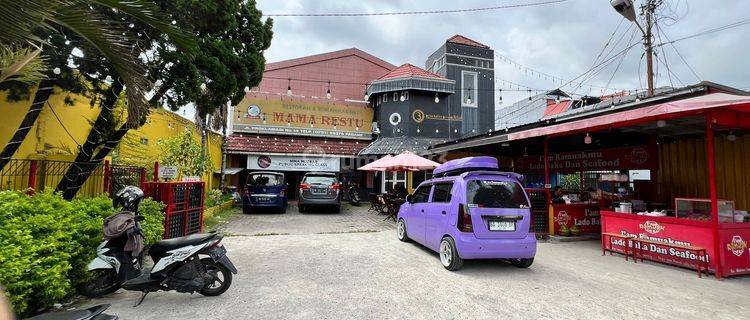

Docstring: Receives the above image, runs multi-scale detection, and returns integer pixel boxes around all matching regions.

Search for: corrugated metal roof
[358,136,444,156]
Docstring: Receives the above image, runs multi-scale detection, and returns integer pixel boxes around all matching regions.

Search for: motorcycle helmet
[114,186,144,213]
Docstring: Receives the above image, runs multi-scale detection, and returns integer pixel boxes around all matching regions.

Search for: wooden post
[103,160,111,194]
[153,161,159,182]
[706,114,722,279]
[140,167,147,189]
[28,160,38,194]
[544,137,553,235]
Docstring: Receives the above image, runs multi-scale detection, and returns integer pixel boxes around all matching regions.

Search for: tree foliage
[157,130,212,178]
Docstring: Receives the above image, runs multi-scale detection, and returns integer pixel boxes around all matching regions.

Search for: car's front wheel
[397,219,410,242]
[439,237,464,271]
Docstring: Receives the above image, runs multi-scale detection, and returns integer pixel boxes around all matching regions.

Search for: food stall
[511,93,750,278]
[515,145,658,236]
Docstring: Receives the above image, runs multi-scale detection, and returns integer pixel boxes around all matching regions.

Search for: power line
[264,0,570,17]
[658,26,701,82]
[654,17,750,47]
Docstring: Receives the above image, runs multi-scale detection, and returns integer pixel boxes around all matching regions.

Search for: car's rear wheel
[397,219,410,242]
[333,205,341,213]
[298,204,306,213]
[440,237,463,271]
[510,258,534,268]
[242,205,251,214]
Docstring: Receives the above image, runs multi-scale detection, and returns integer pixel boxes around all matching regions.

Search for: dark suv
[298,172,341,213]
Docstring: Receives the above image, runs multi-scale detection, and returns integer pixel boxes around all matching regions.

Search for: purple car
[397,156,536,271]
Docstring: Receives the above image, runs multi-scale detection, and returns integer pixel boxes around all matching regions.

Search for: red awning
[509,93,750,141]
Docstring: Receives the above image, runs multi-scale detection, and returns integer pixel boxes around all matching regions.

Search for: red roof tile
[543,100,573,117]
[377,64,447,81]
[226,134,367,156]
[447,35,489,49]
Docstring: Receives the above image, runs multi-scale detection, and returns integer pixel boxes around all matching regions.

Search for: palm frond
[0,0,64,44]
[51,4,149,126]
[90,0,197,52]
[0,45,46,84]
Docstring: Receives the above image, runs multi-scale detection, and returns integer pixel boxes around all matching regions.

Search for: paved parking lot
[82,202,750,320]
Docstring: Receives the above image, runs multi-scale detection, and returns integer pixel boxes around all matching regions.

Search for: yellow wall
[0,89,223,190]
[657,135,750,210]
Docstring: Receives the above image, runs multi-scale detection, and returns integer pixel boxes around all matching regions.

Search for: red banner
[602,211,750,276]
[552,204,601,234]
[514,145,656,173]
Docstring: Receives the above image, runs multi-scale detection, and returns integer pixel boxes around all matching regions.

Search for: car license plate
[489,220,515,231]
[312,188,327,195]
[257,196,270,202]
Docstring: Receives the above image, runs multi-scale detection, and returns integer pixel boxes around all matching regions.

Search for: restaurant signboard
[233,96,373,140]
[514,145,656,173]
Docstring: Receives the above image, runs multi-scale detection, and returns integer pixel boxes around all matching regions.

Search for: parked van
[396,156,536,270]
[242,171,288,213]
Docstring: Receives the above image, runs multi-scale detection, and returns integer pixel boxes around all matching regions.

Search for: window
[411,185,432,203]
[377,95,382,105]
[431,182,454,202]
[383,94,388,103]
[383,171,407,193]
[393,92,399,102]
[302,175,337,185]
[466,180,529,208]
[403,91,409,101]
[247,173,284,187]
[139,138,148,145]
[461,70,478,107]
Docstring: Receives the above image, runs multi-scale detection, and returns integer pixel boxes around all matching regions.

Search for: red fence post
[706,114,722,279]
[103,160,111,194]
[27,160,38,195]
[153,161,159,182]
[140,167,147,189]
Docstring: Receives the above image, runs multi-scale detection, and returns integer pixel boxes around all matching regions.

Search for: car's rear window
[303,176,336,185]
[248,174,283,186]
[466,180,529,208]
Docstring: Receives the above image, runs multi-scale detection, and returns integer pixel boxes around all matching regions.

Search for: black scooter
[82,186,238,306]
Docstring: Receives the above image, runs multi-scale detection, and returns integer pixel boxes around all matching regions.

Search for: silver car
[298,172,341,213]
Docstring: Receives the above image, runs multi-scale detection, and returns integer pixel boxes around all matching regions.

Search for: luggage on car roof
[433,156,499,177]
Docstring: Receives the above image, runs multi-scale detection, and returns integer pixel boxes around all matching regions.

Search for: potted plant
[570,224,581,236]
[558,224,571,236]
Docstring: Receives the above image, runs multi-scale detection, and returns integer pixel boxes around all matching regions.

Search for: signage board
[233,96,373,140]
[158,166,178,179]
[514,145,656,173]
[182,176,201,182]
[553,204,601,234]
[247,154,340,172]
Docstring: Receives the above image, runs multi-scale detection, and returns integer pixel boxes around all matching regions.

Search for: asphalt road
[80,203,750,320]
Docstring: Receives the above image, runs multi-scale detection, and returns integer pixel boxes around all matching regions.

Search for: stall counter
[601,211,750,277]
[551,203,601,235]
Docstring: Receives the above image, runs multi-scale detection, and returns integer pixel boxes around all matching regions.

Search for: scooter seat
[151,233,218,255]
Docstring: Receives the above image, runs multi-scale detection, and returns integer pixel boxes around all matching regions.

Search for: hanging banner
[247,154,340,172]
[233,96,373,140]
[514,145,656,173]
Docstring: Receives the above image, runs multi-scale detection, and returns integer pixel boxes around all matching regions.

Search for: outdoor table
[384,197,405,221]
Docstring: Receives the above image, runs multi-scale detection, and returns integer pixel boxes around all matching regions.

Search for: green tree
[55,0,273,199]
[0,0,195,174]
[157,130,211,178]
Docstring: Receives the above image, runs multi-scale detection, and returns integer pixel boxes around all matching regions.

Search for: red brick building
[226,48,395,196]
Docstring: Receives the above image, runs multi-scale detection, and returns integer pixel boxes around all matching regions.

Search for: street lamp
[611,0,656,97]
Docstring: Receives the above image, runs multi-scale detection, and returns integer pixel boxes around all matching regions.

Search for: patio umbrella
[358,154,393,171]
[369,151,440,172]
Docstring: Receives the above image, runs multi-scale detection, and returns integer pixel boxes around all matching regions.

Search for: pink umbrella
[368,151,440,172]
[358,154,393,171]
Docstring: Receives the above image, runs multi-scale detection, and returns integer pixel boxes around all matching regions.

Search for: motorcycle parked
[27,304,117,320]
[82,186,238,306]
[345,183,361,206]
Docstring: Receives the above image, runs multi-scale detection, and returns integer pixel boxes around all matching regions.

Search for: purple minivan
[397,156,536,270]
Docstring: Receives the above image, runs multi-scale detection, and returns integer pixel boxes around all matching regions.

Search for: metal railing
[0,159,145,198]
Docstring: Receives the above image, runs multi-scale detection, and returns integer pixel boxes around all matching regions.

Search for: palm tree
[0,0,195,170]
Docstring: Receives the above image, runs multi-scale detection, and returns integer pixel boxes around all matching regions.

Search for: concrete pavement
[80,203,750,320]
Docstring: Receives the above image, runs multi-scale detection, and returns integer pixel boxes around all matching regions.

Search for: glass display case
[675,198,735,222]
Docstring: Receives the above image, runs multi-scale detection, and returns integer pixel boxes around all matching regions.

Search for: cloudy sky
[254,0,750,106]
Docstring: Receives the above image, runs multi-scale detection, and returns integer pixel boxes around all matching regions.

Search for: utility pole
[611,0,660,97]
[642,0,656,97]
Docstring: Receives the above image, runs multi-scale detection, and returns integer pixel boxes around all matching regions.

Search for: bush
[0,191,164,317]
[205,189,231,208]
